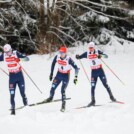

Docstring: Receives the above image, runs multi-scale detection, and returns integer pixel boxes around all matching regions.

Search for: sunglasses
[89,47,94,49]
[59,52,65,55]
[5,51,10,53]
[5,50,12,55]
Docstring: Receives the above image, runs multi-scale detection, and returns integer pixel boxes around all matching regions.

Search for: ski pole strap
[101,59,125,86]
[79,59,90,84]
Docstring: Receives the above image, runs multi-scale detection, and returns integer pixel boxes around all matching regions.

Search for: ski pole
[79,59,91,84]
[0,67,9,76]
[19,64,43,94]
[101,59,125,86]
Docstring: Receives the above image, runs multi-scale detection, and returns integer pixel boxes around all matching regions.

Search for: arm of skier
[49,55,57,81]
[76,52,87,59]
[69,58,79,84]
[98,50,108,58]
[0,53,4,61]
[16,51,29,61]
[69,58,79,76]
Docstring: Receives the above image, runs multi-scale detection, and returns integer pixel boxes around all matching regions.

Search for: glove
[104,55,108,58]
[74,76,78,85]
[76,54,80,59]
[98,55,102,59]
[21,57,29,61]
[15,58,20,62]
[49,74,53,81]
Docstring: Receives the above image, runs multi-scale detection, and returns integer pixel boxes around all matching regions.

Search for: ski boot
[43,96,53,103]
[110,95,116,102]
[60,101,66,112]
[11,109,15,115]
[108,90,116,102]
[23,97,28,106]
[87,98,96,107]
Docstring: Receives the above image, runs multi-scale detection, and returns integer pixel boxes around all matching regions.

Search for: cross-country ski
[75,100,125,109]
[12,98,71,110]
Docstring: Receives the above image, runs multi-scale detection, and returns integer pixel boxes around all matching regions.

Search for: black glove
[98,55,102,59]
[49,74,53,81]
[74,76,78,85]
[76,54,80,59]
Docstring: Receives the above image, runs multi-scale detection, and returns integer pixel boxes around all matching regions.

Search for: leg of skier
[87,76,98,107]
[9,75,17,115]
[99,69,116,102]
[60,76,69,112]
[18,72,28,106]
[45,77,61,102]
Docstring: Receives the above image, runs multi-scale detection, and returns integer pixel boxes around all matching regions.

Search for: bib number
[92,60,96,65]
[61,66,64,70]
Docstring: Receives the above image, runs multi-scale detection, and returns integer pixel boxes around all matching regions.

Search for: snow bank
[0,41,134,134]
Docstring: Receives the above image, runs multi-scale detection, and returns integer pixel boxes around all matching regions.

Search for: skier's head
[4,44,12,55]
[88,42,95,52]
[59,46,67,58]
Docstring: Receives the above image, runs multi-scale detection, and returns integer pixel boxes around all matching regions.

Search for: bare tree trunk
[45,0,52,53]
[39,0,46,36]
[37,0,47,54]
[55,0,61,42]
[46,0,61,53]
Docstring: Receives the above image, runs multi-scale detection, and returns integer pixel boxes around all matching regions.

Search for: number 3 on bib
[61,66,64,70]
[92,60,96,65]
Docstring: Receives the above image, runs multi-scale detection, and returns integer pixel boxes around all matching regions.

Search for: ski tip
[110,101,125,104]
[75,106,87,109]
[75,104,103,109]
[116,101,125,104]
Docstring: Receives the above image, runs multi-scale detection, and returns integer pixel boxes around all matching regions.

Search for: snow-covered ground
[0,41,134,134]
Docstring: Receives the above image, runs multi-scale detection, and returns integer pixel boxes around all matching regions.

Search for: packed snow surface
[0,41,134,134]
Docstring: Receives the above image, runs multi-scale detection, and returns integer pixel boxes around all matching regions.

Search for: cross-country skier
[0,44,29,115]
[76,42,116,107]
[44,46,79,112]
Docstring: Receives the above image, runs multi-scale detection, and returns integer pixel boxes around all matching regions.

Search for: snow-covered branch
[0,0,11,3]
[70,0,128,11]
[13,0,36,44]
[50,26,77,42]
[47,30,65,45]
[59,0,128,20]
[55,6,90,40]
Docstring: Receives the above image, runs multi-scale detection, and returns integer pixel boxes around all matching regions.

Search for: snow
[129,10,134,16]
[127,30,134,39]
[0,40,134,134]
[78,11,110,23]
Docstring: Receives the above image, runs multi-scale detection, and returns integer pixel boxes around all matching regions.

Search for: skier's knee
[10,90,15,95]
[91,82,95,87]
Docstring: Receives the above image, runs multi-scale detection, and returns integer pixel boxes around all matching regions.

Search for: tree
[0,0,133,54]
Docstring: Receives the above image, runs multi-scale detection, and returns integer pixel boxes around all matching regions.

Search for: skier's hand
[15,58,20,62]
[74,76,78,85]
[98,55,102,59]
[103,54,108,58]
[98,54,108,59]
[21,57,29,61]
[49,74,53,81]
[76,54,80,59]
